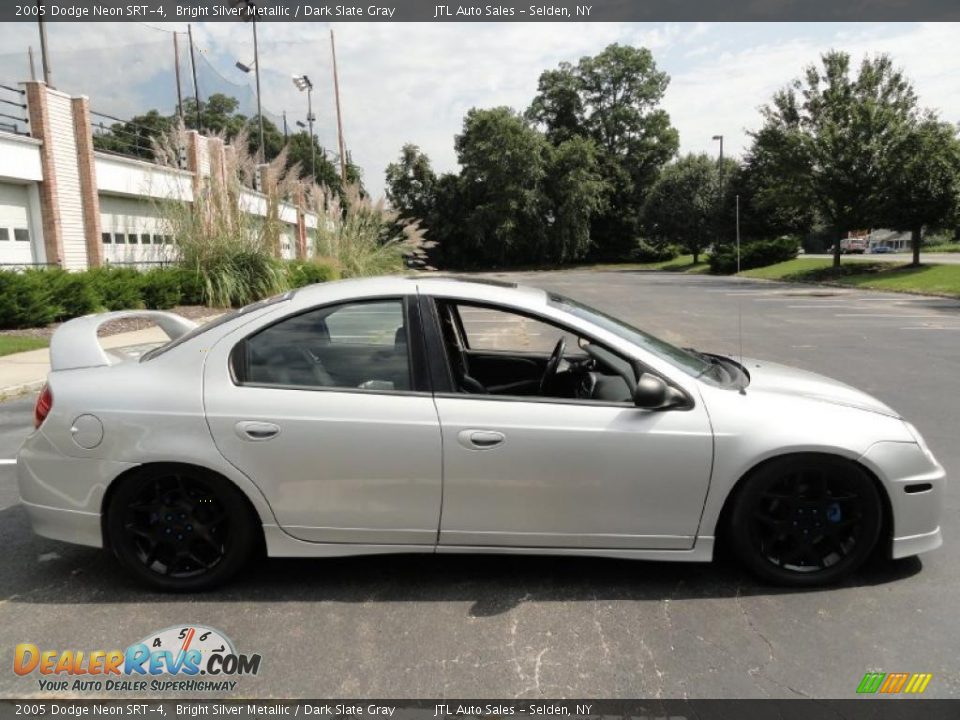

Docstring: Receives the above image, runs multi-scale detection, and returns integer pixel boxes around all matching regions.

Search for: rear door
[203,295,443,546]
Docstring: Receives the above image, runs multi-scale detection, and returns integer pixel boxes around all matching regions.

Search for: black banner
[0,701,956,720]
[4,0,960,23]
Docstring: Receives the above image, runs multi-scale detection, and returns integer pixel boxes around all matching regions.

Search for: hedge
[708,236,800,275]
[0,260,340,330]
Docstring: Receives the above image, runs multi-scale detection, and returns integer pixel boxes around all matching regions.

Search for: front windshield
[547,293,711,378]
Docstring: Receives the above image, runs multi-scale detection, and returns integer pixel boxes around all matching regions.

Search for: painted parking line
[834,314,950,319]
[900,326,960,331]
[0,459,16,465]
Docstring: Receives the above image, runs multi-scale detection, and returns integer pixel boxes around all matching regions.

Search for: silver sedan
[17,276,944,590]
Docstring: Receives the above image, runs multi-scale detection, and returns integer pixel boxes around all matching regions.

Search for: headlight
[903,421,940,466]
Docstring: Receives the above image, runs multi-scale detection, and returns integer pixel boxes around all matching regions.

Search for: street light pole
[712,134,723,164]
[293,74,316,181]
[307,86,316,181]
[36,0,52,86]
[252,15,265,163]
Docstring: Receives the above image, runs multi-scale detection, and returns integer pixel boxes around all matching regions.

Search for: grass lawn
[0,335,49,357]
[741,258,960,297]
[924,243,960,253]
[591,254,711,274]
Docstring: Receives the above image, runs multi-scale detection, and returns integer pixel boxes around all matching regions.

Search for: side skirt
[264,525,715,562]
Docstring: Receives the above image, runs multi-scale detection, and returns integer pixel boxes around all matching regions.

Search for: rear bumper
[19,499,103,548]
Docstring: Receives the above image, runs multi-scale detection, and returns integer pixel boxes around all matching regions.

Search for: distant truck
[840,237,868,254]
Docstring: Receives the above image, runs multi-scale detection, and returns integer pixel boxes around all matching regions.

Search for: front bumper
[859,441,946,559]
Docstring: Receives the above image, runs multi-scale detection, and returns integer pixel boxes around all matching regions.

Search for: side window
[437,301,634,403]
[456,304,578,354]
[236,299,411,392]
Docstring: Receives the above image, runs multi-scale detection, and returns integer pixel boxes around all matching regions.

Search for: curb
[0,379,44,401]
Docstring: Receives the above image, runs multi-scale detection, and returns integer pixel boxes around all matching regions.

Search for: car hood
[739,357,900,418]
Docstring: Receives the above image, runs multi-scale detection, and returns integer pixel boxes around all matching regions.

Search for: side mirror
[633,373,682,410]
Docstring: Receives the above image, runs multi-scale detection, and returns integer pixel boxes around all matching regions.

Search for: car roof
[290,274,549,309]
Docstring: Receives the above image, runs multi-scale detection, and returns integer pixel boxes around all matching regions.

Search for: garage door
[0,183,36,265]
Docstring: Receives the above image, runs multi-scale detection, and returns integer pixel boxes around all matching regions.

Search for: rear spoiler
[49,311,198,371]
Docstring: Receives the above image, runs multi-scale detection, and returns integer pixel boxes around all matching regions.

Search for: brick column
[185,130,202,193]
[23,81,64,266]
[71,96,103,267]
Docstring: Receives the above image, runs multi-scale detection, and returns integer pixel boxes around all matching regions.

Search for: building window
[114,233,126,244]
[102,232,112,244]
[0,229,8,241]
[151,234,162,244]
[164,235,173,245]
[14,229,29,242]
[141,233,151,245]
[128,233,139,245]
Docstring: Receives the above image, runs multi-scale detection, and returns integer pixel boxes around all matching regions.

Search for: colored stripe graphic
[857,672,932,694]
[905,674,933,694]
[857,673,885,694]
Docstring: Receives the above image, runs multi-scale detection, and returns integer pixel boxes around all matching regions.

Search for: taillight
[34,384,53,429]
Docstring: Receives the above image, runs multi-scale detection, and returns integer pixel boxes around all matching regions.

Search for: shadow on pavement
[0,503,923,617]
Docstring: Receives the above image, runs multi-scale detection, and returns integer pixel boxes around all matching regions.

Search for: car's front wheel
[106,465,258,591]
[728,455,883,587]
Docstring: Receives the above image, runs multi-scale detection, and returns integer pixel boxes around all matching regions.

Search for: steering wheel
[539,337,567,394]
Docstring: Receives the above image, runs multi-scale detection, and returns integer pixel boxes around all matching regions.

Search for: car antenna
[736,193,746,395]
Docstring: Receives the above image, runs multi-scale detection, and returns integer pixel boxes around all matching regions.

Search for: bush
[47,268,100,319]
[709,236,800,275]
[0,270,56,329]
[141,268,182,310]
[167,267,205,306]
[628,240,679,263]
[86,266,144,310]
[286,259,340,289]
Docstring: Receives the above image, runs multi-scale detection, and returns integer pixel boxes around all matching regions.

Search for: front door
[429,299,714,550]
[204,296,442,546]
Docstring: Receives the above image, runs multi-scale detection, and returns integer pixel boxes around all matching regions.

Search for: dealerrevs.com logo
[13,625,262,693]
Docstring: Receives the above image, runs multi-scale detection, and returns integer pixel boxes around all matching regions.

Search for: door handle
[235,421,281,441]
[457,429,505,450]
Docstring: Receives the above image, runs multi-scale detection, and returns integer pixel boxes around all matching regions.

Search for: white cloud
[667,22,960,162]
[1,21,958,198]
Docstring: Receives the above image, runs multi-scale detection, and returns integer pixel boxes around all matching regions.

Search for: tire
[728,455,883,587]
[105,465,258,591]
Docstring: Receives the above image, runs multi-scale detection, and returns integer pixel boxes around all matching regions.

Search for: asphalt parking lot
[1,270,958,699]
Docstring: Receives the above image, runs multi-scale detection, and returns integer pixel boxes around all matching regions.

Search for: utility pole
[252,15,265,163]
[187,24,202,132]
[36,1,52,86]
[173,32,184,122]
[330,29,348,185]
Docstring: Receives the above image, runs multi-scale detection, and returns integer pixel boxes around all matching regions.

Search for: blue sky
[1,21,958,197]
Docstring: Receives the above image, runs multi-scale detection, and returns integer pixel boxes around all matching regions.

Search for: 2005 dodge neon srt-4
[18,277,944,590]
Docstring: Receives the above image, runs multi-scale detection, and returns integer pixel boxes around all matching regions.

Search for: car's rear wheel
[106,466,257,591]
[728,455,883,587]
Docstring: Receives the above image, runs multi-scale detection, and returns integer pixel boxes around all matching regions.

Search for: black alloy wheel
[729,455,883,587]
[107,466,256,591]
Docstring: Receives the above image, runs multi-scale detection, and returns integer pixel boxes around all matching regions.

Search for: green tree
[641,153,726,264]
[528,44,679,258]
[385,144,438,222]
[453,107,551,267]
[881,116,960,265]
[545,136,607,263]
[749,51,918,269]
[92,109,173,160]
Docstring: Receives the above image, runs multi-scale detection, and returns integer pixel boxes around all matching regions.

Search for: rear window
[141,292,294,361]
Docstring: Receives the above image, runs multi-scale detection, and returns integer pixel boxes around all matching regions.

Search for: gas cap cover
[70,414,104,449]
